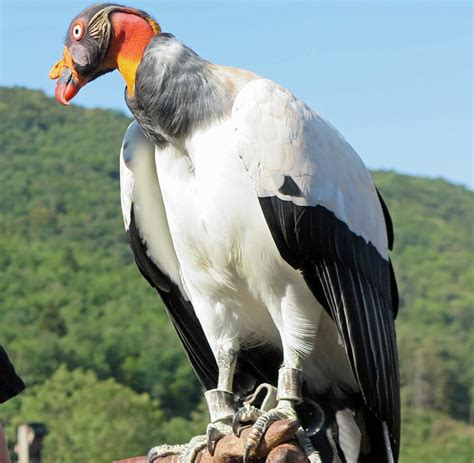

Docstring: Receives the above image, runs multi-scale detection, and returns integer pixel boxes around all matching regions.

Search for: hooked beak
[49,47,86,105]
[52,68,81,105]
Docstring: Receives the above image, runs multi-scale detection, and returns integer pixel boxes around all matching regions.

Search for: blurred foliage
[400,407,474,462]
[0,87,472,461]
[3,366,166,462]
[373,171,473,424]
[0,87,202,419]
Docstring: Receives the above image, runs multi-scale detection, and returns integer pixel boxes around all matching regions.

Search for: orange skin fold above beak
[49,47,86,105]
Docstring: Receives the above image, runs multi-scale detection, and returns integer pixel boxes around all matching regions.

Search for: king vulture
[50,4,400,463]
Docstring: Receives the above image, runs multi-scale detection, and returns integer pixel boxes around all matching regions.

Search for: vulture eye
[72,23,84,41]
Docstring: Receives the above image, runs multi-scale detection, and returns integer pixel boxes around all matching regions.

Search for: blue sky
[1,1,472,187]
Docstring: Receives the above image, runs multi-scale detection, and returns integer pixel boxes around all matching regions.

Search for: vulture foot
[242,399,299,463]
[206,420,233,455]
[232,403,264,435]
[148,421,233,463]
[232,382,279,436]
[148,435,206,463]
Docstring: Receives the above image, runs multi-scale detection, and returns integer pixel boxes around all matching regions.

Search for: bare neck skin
[104,12,157,96]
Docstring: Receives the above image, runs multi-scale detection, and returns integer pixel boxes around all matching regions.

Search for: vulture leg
[148,346,237,463]
[238,281,323,462]
[204,345,238,454]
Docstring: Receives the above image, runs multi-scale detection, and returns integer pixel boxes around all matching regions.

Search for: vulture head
[49,3,160,105]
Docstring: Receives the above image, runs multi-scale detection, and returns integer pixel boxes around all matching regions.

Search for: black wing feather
[0,346,25,403]
[259,197,400,461]
[376,188,394,251]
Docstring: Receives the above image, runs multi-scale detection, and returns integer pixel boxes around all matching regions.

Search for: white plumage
[119,80,362,393]
[233,79,388,258]
[119,61,398,463]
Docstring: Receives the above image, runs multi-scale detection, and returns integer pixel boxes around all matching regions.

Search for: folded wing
[232,80,400,461]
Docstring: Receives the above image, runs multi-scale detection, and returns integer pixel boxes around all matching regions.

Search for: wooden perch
[114,420,307,463]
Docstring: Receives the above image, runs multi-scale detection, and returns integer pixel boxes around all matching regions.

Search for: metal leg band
[204,389,235,423]
[276,367,303,403]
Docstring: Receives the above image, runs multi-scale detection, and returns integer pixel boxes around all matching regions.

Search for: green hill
[0,87,472,462]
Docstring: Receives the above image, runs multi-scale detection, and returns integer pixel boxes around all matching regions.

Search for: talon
[207,441,214,455]
[148,444,188,463]
[232,408,243,435]
[242,426,263,463]
[206,427,214,455]
[248,427,262,448]
[206,425,221,455]
[243,443,252,463]
[148,437,206,463]
[232,404,264,436]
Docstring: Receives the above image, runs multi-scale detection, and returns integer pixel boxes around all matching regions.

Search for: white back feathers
[232,79,388,259]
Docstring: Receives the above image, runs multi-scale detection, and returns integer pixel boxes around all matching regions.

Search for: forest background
[0,2,472,461]
[0,86,472,462]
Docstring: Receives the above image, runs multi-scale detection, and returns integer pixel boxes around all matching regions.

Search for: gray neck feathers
[128,34,232,144]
